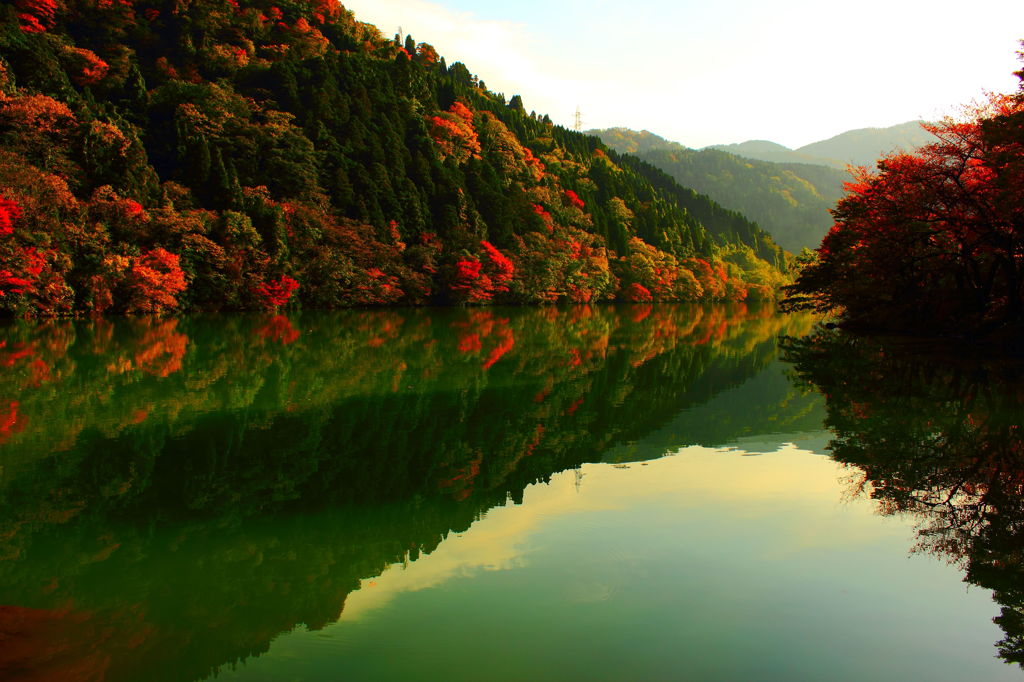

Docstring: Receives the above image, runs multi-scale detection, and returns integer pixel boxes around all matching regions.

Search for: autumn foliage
[563,189,585,210]
[785,85,1024,336]
[64,47,109,86]
[624,282,653,303]
[127,249,188,314]
[0,196,20,236]
[14,0,57,33]
[428,101,481,164]
[449,241,515,303]
[254,275,300,309]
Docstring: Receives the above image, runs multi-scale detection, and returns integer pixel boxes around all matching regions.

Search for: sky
[341,0,1024,149]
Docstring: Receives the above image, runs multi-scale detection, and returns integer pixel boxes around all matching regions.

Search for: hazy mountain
[708,121,937,169]
[709,140,842,167]
[797,121,937,167]
[590,128,849,251]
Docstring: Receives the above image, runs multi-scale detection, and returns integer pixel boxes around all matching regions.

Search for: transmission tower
[573,106,583,132]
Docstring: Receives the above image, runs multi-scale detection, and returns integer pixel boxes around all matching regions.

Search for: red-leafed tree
[450,257,485,302]
[0,196,32,300]
[624,282,653,303]
[0,190,72,313]
[308,0,342,23]
[480,240,514,293]
[0,197,20,236]
[15,0,58,32]
[785,88,1024,335]
[254,275,299,309]
[684,257,726,300]
[0,270,33,297]
[64,47,109,86]
[449,241,516,303]
[563,189,585,210]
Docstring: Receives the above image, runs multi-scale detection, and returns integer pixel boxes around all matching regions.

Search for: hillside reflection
[784,331,1024,668]
[0,304,817,682]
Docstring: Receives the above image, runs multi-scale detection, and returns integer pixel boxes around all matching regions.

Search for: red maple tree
[785,91,1024,334]
[254,275,300,309]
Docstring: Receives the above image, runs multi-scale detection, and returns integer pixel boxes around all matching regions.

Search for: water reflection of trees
[0,304,815,682]
[783,331,1024,667]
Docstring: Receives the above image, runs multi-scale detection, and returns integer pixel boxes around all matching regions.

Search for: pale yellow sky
[342,0,1024,148]
[335,444,886,623]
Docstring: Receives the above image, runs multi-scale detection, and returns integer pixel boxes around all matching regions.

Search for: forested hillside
[593,127,848,250]
[0,0,786,316]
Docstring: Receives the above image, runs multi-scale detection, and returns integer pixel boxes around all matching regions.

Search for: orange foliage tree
[126,248,188,314]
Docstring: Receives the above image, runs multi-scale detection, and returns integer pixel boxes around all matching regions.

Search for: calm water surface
[0,304,1020,681]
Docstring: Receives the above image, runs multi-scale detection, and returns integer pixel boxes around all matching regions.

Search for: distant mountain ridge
[590,122,940,251]
[708,121,938,169]
[590,128,849,251]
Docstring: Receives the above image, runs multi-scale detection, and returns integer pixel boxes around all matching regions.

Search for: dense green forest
[593,127,848,250]
[0,0,787,316]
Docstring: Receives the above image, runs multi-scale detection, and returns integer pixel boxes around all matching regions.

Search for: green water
[0,304,1019,681]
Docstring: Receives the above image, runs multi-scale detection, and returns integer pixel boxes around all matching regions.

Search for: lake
[0,304,1020,681]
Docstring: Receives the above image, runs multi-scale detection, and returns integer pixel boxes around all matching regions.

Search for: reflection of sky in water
[218,446,1015,682]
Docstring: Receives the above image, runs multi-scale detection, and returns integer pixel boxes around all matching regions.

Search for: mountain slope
[0,0,785,316]
[592,128,849,251]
